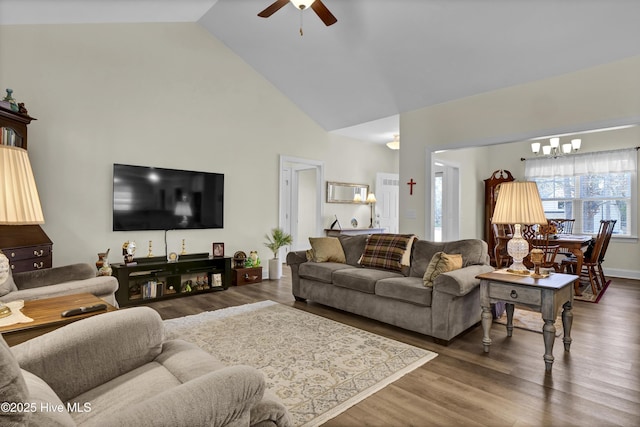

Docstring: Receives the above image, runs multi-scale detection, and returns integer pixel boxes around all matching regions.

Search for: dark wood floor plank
[145,269,640,426]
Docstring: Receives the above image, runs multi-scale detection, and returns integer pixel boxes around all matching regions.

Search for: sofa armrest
[91,365,268,427]
[433,265,495,296]
[12,307,164,402]
[12,263,96,290]
[1,276,119,306]
[286,250,307,267]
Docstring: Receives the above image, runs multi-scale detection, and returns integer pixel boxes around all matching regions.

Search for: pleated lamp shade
[0,145,44,224]
[491,181,546,225]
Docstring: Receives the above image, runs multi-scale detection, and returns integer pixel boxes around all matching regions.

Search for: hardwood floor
[146,269,640,426]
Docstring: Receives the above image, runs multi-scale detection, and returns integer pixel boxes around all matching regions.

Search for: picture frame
[212,242,225,258]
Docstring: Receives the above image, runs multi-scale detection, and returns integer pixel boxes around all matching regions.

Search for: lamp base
[0,303,11,318]
[506,224,531,274]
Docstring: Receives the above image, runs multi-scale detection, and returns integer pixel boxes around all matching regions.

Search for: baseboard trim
[607,268,640,280]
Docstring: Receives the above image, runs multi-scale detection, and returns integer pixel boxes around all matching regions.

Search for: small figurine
[122,241,136,264]
[147,240,153,257]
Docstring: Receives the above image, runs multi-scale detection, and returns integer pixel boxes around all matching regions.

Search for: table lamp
[0,145,45,317]
[366,193,377,228]
[491,181,546,274]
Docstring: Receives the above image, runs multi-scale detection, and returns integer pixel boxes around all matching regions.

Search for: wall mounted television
[112,163,224,231]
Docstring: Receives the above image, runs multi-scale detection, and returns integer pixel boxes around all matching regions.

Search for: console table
[477,270,576,371]
[325,227,385,237]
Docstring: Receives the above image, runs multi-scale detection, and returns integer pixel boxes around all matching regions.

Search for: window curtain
[525,148,638,178]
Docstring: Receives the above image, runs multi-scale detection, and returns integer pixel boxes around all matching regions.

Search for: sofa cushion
[333,268,402,294]
[299,262,353,283]
[375,276,432,306]
[359,233,416,273]
[409,240,446,278]
[423,252,463,287]
[21,370,76,426]
[338,234,369,266]
[0,336,30,426]
[307,237,346,263]
[442,239,490,267]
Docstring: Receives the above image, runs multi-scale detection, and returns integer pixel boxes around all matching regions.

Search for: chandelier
[531,137,581,157]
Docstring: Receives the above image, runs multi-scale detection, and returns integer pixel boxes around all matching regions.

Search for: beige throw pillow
[423,252,463,287]
[308,237,346,263]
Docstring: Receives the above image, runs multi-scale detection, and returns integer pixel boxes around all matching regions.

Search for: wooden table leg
[562,300,573,351]
[481,304,493,353]
[505,302,515,337]
[542,317,557,371]
[569,247,584,296]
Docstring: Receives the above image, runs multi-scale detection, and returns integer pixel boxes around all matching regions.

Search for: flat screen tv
[112,163,224,231]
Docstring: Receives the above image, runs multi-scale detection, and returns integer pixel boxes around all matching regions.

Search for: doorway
[432,160,460,242]
[279,156,324,254]
[375,172,399,233]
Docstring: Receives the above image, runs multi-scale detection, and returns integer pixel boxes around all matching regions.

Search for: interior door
[376,172,399,233]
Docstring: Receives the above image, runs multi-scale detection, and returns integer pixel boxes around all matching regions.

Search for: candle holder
[529,248,549,278]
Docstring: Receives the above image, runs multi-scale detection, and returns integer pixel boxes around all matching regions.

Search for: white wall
[401,55,640,277]
[0,23,397,268]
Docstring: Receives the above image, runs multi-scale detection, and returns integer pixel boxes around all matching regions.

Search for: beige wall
[401,56,640,278]
[0,23,397,269]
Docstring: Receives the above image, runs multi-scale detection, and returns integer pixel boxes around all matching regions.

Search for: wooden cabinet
[0,105,51,273]
[484,170,515,266]
[111,253,231,307]
[232,267,263,286]
[0,225,52,273]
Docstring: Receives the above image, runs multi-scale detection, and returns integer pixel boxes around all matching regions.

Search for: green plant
[264,227,293,259]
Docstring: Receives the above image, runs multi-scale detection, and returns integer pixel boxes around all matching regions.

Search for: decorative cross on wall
[407,178,416,195]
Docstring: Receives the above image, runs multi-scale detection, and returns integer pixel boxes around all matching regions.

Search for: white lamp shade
[542,145,552,155]
[386,135,400,150]
[531,142,541,154]
[550,137,560,148]
[366,193,377,203]
[491,181,547,225]
[571,138,582,150]
[562,143,572,154]
[0,145,44,224]
[353,194,362,202]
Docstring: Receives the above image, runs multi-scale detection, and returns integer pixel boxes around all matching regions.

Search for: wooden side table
[477,271,576,371]
[0,293,117,346]
[232,267,263,286]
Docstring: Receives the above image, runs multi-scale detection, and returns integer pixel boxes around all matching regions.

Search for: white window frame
[525,148,638,239]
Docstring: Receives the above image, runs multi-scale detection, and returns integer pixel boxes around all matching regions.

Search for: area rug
[573,278,611,303]
[163,301,437,426]
[494,307,562,336]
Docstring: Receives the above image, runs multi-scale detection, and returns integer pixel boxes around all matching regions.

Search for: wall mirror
[326,182,369,204]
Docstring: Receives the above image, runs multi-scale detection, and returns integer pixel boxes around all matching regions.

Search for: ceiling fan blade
[258,0,290,18]
[310,0,337,26]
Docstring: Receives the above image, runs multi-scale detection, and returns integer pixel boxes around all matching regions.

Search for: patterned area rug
[574,278,611,303]
[494,307,562,336]
[164,301,437,426]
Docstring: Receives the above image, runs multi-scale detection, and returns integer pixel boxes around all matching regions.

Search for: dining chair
[596,219,617,288]
[561,220,611,295]
[528,223,561,272]
[491,223,513,268]
[548,218,575,234]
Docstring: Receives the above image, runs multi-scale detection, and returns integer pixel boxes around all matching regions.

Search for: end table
[477,270,577,371]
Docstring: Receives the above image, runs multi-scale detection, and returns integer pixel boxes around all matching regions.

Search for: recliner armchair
[1,306,291,426]
[1,263,119,307]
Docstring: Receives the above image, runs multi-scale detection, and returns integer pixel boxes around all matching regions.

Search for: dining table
[550,233,593,295]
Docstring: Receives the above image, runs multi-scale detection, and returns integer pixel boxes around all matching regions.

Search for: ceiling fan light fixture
[290,0,316,10]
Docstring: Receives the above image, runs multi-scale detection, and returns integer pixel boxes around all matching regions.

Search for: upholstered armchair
[1,306,291,427]
[0,263,119,307]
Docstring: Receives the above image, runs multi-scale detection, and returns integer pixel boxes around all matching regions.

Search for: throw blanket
[359,233,415,272]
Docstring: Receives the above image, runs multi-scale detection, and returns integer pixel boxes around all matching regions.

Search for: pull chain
[299,8,304,36]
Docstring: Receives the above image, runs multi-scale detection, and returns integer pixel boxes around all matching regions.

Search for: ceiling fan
[258,0,338,27]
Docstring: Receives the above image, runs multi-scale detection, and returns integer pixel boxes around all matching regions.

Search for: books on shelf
[141,280,166,299]
[1,127,19,147]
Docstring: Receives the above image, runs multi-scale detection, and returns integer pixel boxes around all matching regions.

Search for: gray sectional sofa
[287,234,494,343]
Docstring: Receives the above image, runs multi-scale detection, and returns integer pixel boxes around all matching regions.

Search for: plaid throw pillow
[359,234,416,272]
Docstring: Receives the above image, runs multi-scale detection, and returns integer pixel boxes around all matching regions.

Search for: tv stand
[111,253,230,307]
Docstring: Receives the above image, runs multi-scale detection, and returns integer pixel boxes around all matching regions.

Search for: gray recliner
[1,306,291,426]
[0,263,119,307]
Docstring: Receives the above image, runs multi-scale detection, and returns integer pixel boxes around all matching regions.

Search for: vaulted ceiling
[3,0,640,144]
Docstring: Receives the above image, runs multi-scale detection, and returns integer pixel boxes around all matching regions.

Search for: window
[525,148,637,237]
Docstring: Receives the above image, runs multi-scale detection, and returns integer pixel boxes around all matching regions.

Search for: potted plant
[264,227,293,280]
